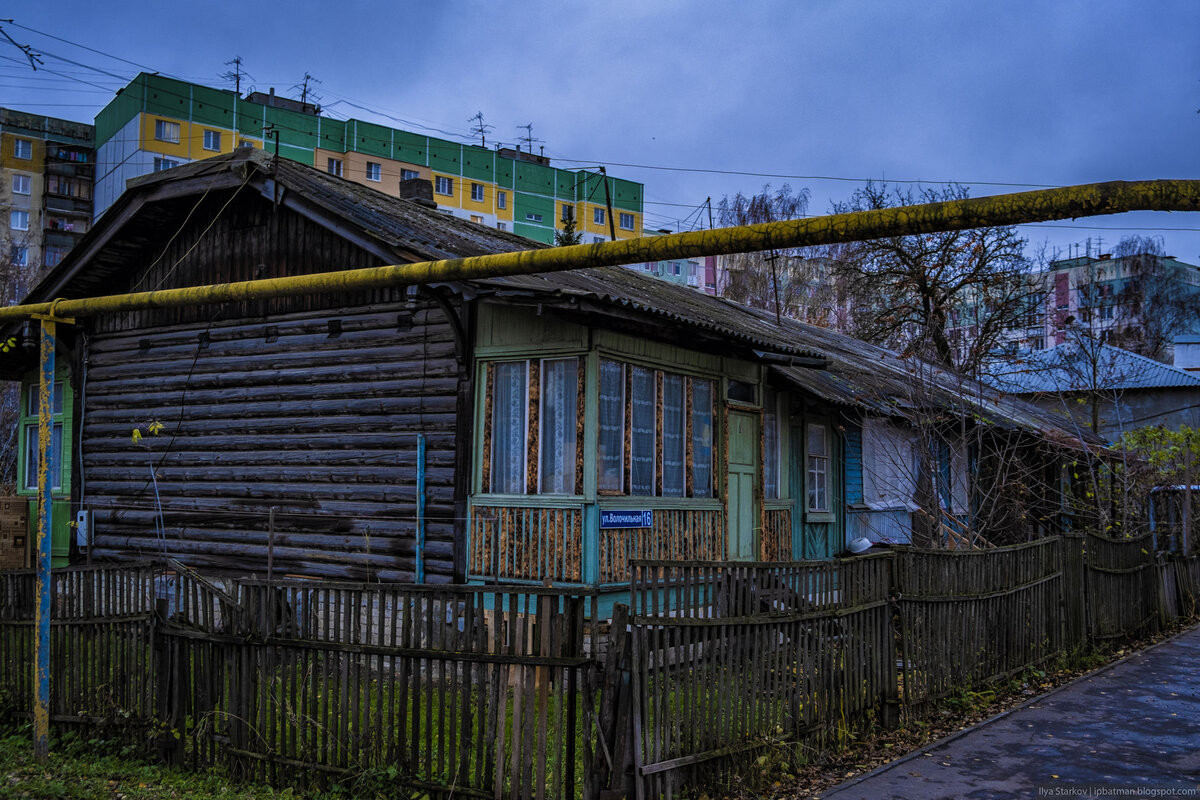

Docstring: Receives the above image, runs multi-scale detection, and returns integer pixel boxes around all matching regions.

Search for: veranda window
[597,359,714,498]
[539,359,578,493]
[630,366,656,495]
[598,360,625,492]
[490,361,527,494]
[486,358,582,495]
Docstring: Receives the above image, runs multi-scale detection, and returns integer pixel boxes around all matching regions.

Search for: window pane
[490,362,527,493]
[662,374,685,497]
[23,422,63,491]
[598,360,625,492]
[764,390,779,499]
[539,358,578,494]
[691,379,713,497]
[630,366,655,496]
[25,382,63,416]
[807,423,829,512]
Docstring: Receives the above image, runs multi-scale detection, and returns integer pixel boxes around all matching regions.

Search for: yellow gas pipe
[1,178,1198,323]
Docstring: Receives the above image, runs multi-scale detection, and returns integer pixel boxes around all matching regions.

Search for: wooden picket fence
[0,534,1196,799]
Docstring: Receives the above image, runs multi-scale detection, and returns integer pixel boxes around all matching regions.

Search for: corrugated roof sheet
[23,149,1088,446]
[986,343,1200,394]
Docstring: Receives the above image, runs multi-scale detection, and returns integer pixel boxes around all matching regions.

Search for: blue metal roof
[986,343,1200,394]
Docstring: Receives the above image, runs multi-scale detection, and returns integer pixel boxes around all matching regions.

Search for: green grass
[0,727,289,799]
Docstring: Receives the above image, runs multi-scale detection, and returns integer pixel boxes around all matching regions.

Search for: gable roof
[985,343,1200,395]
[11,149,1088,446]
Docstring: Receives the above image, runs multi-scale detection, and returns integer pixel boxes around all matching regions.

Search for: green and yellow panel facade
[94,73,643,243]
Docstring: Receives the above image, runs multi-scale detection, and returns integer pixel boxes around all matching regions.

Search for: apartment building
[0,109,94,283]
[93,74,643,245]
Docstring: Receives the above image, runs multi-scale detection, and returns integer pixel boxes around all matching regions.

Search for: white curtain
[630,366,655,495]
[662,374,685,496]
[491,361,526,493]
[539,359,578,494]
[598,360,625,492]
[691,379,713,497]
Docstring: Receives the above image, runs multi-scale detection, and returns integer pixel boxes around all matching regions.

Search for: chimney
[399,178,436,208]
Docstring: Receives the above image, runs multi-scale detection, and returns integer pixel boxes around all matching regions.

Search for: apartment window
[366,162,382,182]
[12,174,31,195]
[619,212,635,231]
[327,158,343,177]
[153,157,179,172]
[561,204,574,222]
[21,381,65,492]
[13,139,32,160]
[806,423,830,513]
[597,360,714,498]
[203,130,221,151]
[486,358,582,495]
[592,236,604,244]
[46,175,91,199]
[471,182,484,202]
[11,246,28,267]
[154,119,180,144]
[496,222,507,231]
[400,168,420,181]
[239,140,255,148]
[593,207,606,226]
[496,190,507,210]
[435,176,453,195]
[9,210,29,231]
[525,212,543,223]
[45,247,67,268]
[470,214,484,224]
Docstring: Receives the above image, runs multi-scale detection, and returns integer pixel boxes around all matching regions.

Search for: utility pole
[706,197,714,230]
[765,250,783,324]
[599,167,617,242]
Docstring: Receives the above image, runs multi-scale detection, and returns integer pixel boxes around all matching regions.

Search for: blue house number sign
[600,509,653,530]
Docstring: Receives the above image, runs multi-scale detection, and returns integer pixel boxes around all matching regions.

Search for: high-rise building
[0,108,94,280]
[94,74,644,245]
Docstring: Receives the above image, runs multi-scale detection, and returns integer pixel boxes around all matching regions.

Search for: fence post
[1060,533,1087,654]
[153,597,181,765]
[594,603,634,800]
[882,552,901,730]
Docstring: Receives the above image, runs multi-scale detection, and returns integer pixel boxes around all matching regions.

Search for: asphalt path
[820,623,1200,800]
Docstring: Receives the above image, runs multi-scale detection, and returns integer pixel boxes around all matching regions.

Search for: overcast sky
[4,1,1199,263]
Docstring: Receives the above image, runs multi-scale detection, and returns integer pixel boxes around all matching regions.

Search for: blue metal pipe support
[33,317,55,761]
[416,433,426,584]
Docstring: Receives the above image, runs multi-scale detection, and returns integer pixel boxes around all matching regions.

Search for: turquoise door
[727,410,759,560]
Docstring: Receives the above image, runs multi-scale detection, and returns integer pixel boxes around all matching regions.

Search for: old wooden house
[0,149,1083,585]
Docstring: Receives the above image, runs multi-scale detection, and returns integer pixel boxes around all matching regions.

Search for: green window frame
[17,373,74,498]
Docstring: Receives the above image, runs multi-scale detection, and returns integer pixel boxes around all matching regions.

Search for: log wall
[77,195,468,581]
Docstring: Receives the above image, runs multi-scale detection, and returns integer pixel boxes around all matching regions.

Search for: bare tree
[718,185,852,324]
[0,231,39,488]
[1075,235,1200,362]
[831,182,1036,375]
